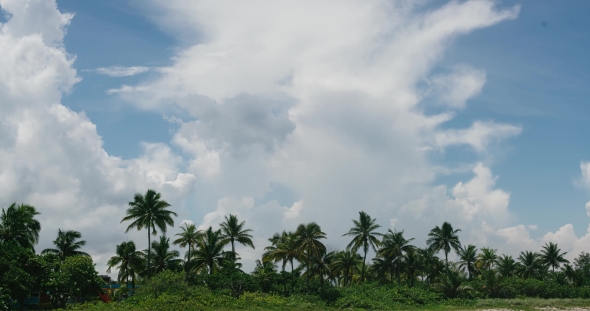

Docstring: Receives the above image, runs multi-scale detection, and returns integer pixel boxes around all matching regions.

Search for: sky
[1,0,590,276]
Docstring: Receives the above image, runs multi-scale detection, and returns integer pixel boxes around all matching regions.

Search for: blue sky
[57,0,590,234]
[2,0,590,272]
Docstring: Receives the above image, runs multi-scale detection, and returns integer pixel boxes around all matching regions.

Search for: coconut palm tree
[191,227,226,274]
[540,242,569,272]
[0,203,41,250]
[403,248,422,287]
[496,255,517,278]
[173,223,201,271]
[295,222,327,291]
[516,251,543,279]
[342,211,382,283]
[146,235,183,275]
[457,245,478,280]
[477,247,498,273]
[42,229,89,260]
[307,251,334,289]
[427,222,461,270]
[107,241,143,290]
[418,246,438,286]
[371,256,397,284]
[121,189,177,279]
[252,259,277,293]
[264,231,299,295]
[332,250,362,287]
[220,214,255,260]
[378,229,415,284]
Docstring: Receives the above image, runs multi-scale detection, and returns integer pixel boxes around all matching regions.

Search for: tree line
[2,189,590,309]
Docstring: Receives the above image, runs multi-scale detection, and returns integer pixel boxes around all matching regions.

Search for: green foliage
[0,241,35,307]
[334,283,442,309]
[135,270,191,298]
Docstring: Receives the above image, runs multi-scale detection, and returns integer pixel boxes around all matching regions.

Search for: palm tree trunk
[445,251,449,271]
[231,239,235,259]
[291,259,295,294]
[306,245,311,292]
[361,250,367,283]
[147,230,151,279]
[282,260,286,296]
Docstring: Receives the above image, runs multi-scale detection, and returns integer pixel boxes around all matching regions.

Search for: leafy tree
[121,189,177,279]
[220,214,255,260]
[573,252,590,284]
[0,203,41,250]
[417,247,439,286]
[457,245,478,280]
[427,222,461,270]
[403,248,422,287]
[332,250,362,287]
[437,269,470,299]
[252,259,277,293]
[540,242,568,272]
[173,223,201,271]
[516,251,543,279]
[0,241,35,308]
[107,241,143,290]
[40,255,103,309]
[42,229,89,260]
[477,247,498,273]
[480,270,505,298]
[307,251,334,289]
[378,229,414,284]
[263,231,299,295]
[496,254,517,278]
[146,235,182,275]
[192,227,226,274]
[295,222,327,291]
[342,211,381,283]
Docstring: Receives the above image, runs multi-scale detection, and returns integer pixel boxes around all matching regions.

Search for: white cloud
[434,121,522,152]
[431,65,487,109]
[88,66,151,77]
[0,0,195,275]
[283,200,303,219]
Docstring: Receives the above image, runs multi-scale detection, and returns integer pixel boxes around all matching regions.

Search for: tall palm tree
[332,250,362,287]
[191,227,226,274]
[220,214,255,259]
[0,203,41,250]
[42,229,89,260]
[540,242,569,272]
[403,248,422,287]
[307,251,334,289]
[342,211,382,283]
[378,229,415,284]
[418,246,438,286]
[146,235,183,274]
[121,189,177,279]
[457,245,478,280]
[496,255,517,278]
[295,222,327,291]
[477,247,498,273]
[107,241,143,290]
[371,256,397,284]
[173,223,202,270]
[427,222,461,270]
[516,251,543,279]
[264,231,300,293]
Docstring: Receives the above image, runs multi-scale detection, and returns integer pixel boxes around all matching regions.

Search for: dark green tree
[342,211,382,283]
[121,189,177,279]
[0,203,41,250]
[192,227,226,274]
[220,214,255,260]
[457,245,478,280]
[427,222,461,270]
[295,222,326,291]
[540,242,568,272]
[107,241,143,290]
[42,229,89,260]
[146,235,183,275]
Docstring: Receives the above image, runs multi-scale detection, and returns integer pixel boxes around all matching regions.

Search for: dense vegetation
[3,190,590,310]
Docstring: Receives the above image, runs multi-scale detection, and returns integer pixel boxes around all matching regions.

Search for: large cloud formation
[0,0,195,274]
[2,0,590,275]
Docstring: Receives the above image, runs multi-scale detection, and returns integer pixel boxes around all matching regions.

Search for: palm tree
[42,229,89,260]
[516,251,543,279]
[403,248,422,287]
[146,235,183,275]
[121,189,177,279]
[107,241,143,290]
[496,255,517,278]
[378,229,415,284]
[457,245,478,280]
[0,203,41,250]
[252,259,277,293]
[332,250,362,287]
[220,214,255,260]
[173,223,202,271]
[307,251,334,289]
[295,222,327,291]
[540,242,569,272]
[477,247,498,273]
[427,222,461,270]
[371,256,397,284]
[191,227,226,274]
[417,246,438,286]
[342,211,382,283]
[264,231,300,293]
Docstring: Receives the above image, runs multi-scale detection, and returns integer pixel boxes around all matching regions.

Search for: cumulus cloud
[87,66,152,77]
[0,0,195,275]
